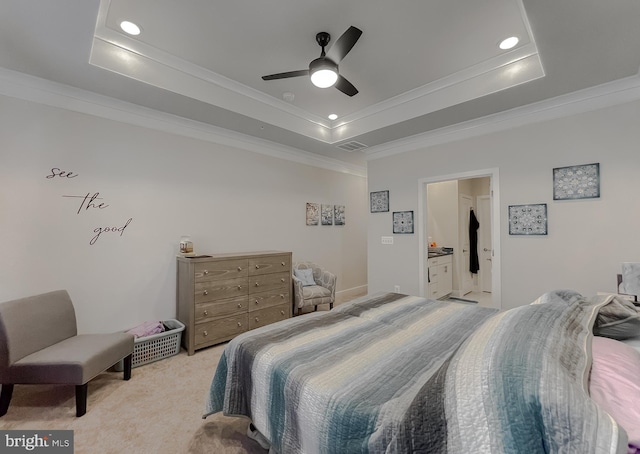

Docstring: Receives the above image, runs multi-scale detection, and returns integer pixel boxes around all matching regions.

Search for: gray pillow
[593,295,640,340]
[294,268,316,287]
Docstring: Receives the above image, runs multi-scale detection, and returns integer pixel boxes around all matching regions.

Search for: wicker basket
[114,319,185,371]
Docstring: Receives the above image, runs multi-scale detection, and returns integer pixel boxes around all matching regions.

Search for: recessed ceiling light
[120,21,141,36]
[499,36,519,50]
[328,114,338,120]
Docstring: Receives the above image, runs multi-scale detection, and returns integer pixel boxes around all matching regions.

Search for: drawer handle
[237,322,242,327]
[254,317,259,322]
[255,282,259,287]
[203,270,209,275]
[280,310,285,315]
[237,285,242,290]
[280,278,285,282]
[255,265,260,269]
[281,262,285,266]
[255,300,259,305]
[237,303,243,308]
[203,330,208,337]
[203,290,208,296]
[237,266,242,271]
[280,294,284,299]
[203,310,208,316]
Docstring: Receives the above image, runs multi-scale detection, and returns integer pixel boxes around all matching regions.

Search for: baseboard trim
[336,285,368,304]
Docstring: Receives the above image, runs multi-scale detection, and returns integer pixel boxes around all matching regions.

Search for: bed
[204,291,640,453]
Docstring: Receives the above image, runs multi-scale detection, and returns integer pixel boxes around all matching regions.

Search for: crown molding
[364,74,640,161]
[0,67,366,178]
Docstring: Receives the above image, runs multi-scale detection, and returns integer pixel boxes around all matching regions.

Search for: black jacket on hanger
[469,209,480,274]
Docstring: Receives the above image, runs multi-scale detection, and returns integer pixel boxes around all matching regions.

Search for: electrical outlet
[394,285,400,293]
[381,236,393,245]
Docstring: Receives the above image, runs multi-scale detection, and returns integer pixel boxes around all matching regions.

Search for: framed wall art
[370,190,389,213]
[553,163,600,200]
[306,202,319,226]
[508,203,547,235]
[393,211,414,234]
[321,204,333,225]
[334,205,345,226]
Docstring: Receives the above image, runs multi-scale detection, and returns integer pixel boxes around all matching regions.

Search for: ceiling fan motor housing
[309,57,337,74]
[316,32,331,50]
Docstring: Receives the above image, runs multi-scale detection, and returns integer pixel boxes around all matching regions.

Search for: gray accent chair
[0,290,134,417]
[292,262,337,315]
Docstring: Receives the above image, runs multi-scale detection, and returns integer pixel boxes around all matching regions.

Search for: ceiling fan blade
[262,69,309,81]
[327,26,362,63]
[335,75,358,96]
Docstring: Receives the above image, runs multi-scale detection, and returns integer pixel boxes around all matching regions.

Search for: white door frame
[418,168,501,310]
[477,195,492,293]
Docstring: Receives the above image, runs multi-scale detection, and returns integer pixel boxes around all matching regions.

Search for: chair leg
[75,383,88,417]
[0,384,14,417]
[123,354,132,381]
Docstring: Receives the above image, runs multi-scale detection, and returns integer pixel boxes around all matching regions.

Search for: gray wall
[0,94,368,333]
[367,99,640,310]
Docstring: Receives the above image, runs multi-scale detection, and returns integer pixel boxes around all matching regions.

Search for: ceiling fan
[261,26,362,97]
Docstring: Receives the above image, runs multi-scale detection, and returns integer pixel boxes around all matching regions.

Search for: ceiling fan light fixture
[309,58,338,88]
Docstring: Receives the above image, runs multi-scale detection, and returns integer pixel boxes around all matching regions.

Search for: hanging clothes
[469,208,480,274]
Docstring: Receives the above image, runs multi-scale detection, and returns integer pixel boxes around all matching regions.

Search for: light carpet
[0,343,266,454]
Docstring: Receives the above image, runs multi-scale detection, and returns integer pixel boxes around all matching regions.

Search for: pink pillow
[590,336,640,453]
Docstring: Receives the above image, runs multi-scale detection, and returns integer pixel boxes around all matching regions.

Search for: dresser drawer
[195,259,248,282]
[195,296,248,322]
[249,271,289,295]
[249,255,291,276]
[194,277,248,303]
[248,291,289,313]
[194,314,248,346]
[249,304,290,330]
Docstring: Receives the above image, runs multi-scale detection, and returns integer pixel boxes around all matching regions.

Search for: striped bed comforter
[204,292,628,453]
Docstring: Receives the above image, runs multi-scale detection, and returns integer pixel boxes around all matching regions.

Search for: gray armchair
[292,262,337,315]
[0,290,134,417]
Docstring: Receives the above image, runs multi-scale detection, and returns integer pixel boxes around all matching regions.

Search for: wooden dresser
[176,251,292,355]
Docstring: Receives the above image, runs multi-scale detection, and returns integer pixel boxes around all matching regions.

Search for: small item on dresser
[179,236,194,255]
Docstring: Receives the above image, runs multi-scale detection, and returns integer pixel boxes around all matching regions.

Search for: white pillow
[294,268,316,286]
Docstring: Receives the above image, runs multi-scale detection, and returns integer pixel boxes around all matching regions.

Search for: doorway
[417,169,501,310]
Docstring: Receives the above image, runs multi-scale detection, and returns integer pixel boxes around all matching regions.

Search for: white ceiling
[1,0,640,167]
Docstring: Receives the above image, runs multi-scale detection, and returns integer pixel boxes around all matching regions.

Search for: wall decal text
[48,168,133,245]
[62,192,110,214]
[46,167,78,179]
[90,218,133,245]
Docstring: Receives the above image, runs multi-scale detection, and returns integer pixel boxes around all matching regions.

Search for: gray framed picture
[508,204,547,235]
[334,205,345,225]
[393,211,414,234]
[321,204,333,225]
[306,202,319,225]
[553,163,600,200]
[370,190,389,213]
